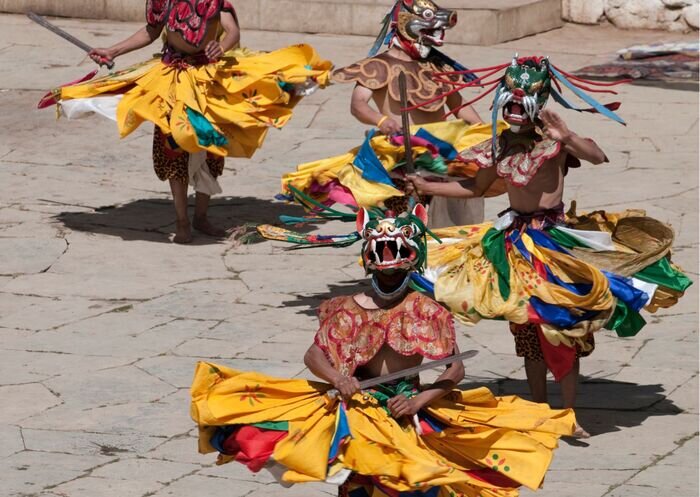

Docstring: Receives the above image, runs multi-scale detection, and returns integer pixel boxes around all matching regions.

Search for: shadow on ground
[283,279,371,316]
[460,374,681,438]
[54,195,313,244]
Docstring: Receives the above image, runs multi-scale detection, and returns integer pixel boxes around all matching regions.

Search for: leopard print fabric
[383,178,431,214]
[509,322,595,361]
[152,126,225,182]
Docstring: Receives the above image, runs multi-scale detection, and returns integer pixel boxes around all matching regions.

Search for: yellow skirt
[281,121,508,209]
[191,362,575,497]
[52,45,332,158]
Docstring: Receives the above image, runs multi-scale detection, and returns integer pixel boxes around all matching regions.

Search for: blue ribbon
[415,128,458,160]
[353,130,395,186]
[549,65,626,125]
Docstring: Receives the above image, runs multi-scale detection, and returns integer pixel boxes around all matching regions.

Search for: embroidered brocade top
[314,292,456,376]
[460,130,581,187]
[146,0,236,47]
[331,52,461,112]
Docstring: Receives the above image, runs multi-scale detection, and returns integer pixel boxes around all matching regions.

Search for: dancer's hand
[205,41,224,61]
[387,395,421,418]
[378,117,402,136]
[89,48,115,66]
[540,109,572,143]
[406,174,431,196]
[333,375,361,400]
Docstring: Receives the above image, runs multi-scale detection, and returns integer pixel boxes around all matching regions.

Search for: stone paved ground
[0,13,698,497]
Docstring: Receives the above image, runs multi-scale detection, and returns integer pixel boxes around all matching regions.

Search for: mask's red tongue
[382,244,394,262]
[510,103,523,115]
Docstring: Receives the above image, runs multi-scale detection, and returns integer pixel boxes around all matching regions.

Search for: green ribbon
[251,421,289,431]
[634,257,693,293]
[605,301,647,337]
[481,228,511,301]
[368,380,418,415]
[548,227,585,249]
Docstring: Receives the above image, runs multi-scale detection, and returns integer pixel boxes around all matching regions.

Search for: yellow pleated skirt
[54,45,332,158]
[191,362,575,497]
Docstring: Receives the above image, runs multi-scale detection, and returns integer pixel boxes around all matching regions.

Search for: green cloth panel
[634,257,693,293]
[605,300,647,337]
[482,228,511,301]
[185,106,228,147]
[397,152,448,175]
[251,421,289,431]
[547,227,587,249]
[368,381,419,415]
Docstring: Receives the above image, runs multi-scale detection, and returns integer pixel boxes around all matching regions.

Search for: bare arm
[89,25,162,64]
[205,11,241,60]
[387,345,465,417]
[540,109,607,165]
[219,11,240,52]
[304,344,360,399]
[408,165,498,198]
[446,92,482,125]
[350,84,402,135]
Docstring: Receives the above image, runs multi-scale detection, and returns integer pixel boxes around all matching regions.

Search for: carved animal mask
[497,56,552,130]
[357,204,429,273]
[391,0,457,59]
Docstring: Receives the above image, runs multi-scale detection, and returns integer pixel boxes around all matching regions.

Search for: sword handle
[398,71,415,175]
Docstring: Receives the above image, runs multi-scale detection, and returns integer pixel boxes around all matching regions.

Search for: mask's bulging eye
[401,226,414,237]
[364,228,373,239]
[422,9,435,19]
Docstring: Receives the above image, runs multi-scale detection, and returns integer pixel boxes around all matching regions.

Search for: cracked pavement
[0,13,698,497]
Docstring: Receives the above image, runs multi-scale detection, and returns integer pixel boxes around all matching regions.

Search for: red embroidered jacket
[315,292,456,377]
[146,0,237,47]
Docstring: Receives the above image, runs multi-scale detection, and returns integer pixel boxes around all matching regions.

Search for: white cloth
[631,278,659,303]
[59,95,121,121]
[556,226,615,252]
[188,151,223,196]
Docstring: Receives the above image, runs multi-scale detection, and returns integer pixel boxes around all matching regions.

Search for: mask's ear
[356,208,370,236]
[412,204,428,226]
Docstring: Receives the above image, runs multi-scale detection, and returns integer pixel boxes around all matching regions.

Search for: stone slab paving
[0,14,697,497]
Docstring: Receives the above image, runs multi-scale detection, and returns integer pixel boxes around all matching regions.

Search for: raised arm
[89,24,162,65]
[350,84,402,135]
[304,344,360,400]
[446,91,482,125]
[540,109,608,165]
[408,164,498,198]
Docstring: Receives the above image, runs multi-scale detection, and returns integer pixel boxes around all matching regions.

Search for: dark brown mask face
[395,0,457,56]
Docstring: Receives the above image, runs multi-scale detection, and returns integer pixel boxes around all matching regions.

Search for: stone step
[2,0,563,46]
[238,0,563,45]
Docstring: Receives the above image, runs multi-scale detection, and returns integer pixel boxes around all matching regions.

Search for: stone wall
[562,0,699,30]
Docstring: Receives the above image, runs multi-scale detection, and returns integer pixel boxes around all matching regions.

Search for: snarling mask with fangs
[498,56,552,130]
[392,0,457,59]
[357,204,429,274]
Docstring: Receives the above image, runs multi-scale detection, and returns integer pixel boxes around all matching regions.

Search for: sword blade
[327,349,479,398]
[27,12,114,69]
[357,349,478,390]
[398,71,415,175]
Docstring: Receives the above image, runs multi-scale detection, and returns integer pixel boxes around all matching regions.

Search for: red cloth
[146,0,237,46]
[37,70,98,109]
[536,325,576,382]
[222,426,287,472]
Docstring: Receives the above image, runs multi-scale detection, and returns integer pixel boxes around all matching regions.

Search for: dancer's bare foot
[173,221,193,244]
[193,216,227,238]
[572,423,591,439]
